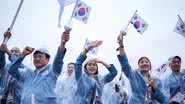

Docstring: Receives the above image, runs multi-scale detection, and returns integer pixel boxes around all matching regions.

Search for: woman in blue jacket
[74,40,117,104]
[116,32,167,104]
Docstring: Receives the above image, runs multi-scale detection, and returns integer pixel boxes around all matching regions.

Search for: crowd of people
[0,30,185,104]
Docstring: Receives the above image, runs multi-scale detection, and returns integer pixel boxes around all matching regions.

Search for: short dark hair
[45,54,50,59]
[173,56,181,62]
[68,62,75,66]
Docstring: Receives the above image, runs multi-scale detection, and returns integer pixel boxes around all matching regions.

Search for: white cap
[33,48,50,57]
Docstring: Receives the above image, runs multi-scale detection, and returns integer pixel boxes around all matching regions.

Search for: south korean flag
[72,0,91,24]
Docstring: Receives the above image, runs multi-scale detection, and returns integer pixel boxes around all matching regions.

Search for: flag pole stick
[178,15,185,26]
[178,15,184,23]
[64,0,79,32]
[2,0,24,45]
[8,0,24,32]
[119,10,137,37]
[125,10,138,30]
[70,0,79,21]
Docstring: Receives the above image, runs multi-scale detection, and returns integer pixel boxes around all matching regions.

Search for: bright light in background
[0,0,185,75]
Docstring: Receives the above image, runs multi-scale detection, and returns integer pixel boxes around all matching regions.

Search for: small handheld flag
[174,15,185,38]
[2,0,24,45]
[72,0,91,24]
[155,57,173,78]
[84,38,98,55]
[130,13,148,34]
[57,0,76,27]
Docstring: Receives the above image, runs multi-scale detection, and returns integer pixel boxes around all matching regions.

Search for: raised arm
[92,58,117,84]
[117,33,133,79]
[0,44,7,69]
[8,46,34,81]
[75,40,102,81]
[0,32,11,68]
[52,31,70,76]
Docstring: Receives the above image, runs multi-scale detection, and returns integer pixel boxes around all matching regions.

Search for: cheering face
[67,64,74,76]
[86,61,98,75]
[33,53,49,69]
[10,47,21,56]
[170,58,181,72]
[138,57,151,72]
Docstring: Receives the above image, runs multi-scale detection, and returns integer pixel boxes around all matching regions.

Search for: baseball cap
[33,48,50,57]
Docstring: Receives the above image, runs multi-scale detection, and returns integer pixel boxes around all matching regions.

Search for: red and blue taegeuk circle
[134,21,140,29]
[78,7,86,16]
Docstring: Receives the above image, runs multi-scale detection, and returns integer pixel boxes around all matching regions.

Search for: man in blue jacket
[163,56,185,104]
[8,30,70,104]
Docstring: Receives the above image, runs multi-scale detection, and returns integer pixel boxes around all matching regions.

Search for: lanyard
[144,75,153,104]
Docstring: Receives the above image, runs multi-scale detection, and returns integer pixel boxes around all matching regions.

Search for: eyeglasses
[33,54,45,59]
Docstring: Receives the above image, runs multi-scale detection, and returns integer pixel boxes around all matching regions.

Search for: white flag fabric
[130,13,148,34]
[57,0,76,27]
[64,0,76,6]
[155,57,173,78]
[174,16,185,38]
[156,60,171,74]
[72,0,91,24]
[84,39,98,55]
[171,92,185,103]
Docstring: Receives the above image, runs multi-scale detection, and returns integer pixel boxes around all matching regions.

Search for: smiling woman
[138,57,152,72]
[84,59,99,75]
[74,40,117,104]
[116,32,168,104]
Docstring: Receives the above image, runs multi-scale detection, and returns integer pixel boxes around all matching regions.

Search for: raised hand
[3,31,11,39]
[117,33,124,47]
[91,57,111,69]
[0,44,10,55]
[22,46,35,57]
[2,31,11,45]
[61,31,70,44]
[91,58,102,63]
[117,32,126,55]
[86,40,102,51]
[60,31,70,52]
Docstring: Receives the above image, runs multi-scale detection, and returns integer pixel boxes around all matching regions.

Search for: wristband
[116,46,124,51]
